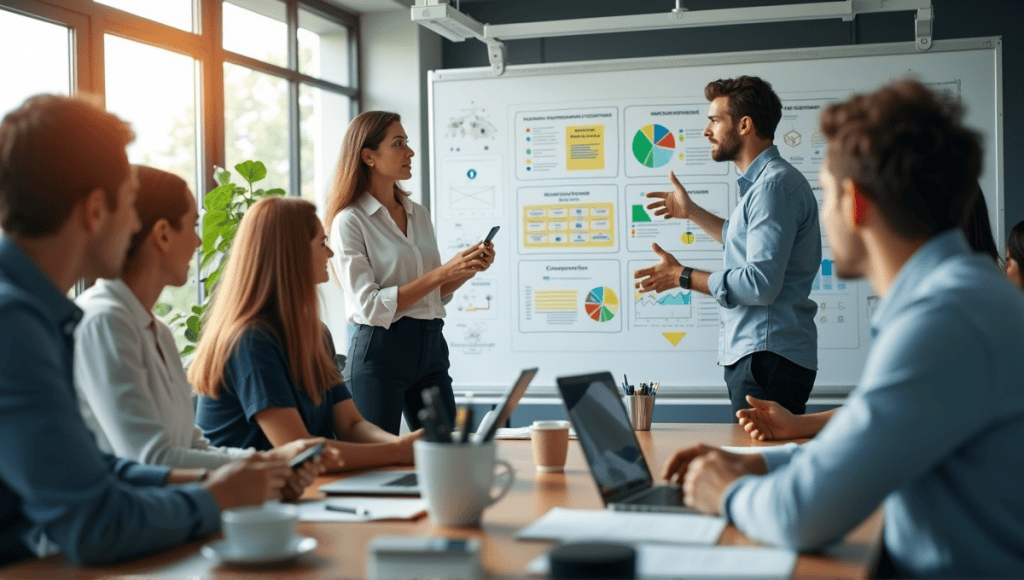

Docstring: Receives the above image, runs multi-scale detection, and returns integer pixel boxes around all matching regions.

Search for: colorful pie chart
[584,286,618,322]
[632,124,675,168]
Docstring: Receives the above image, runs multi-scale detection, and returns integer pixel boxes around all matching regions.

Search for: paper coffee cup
[531,420,570,473]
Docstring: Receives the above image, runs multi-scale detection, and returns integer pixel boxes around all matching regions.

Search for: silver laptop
[319,369,538,496]
[556,371,695,513]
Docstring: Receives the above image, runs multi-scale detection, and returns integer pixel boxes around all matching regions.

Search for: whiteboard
[428,38,1003,396]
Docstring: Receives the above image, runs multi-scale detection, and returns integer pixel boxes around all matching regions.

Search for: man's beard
[711,128,741,162]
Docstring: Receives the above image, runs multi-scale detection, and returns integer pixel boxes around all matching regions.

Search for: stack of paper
[516,508,727,545]
[527,544,798,580]
[296,497,427,522]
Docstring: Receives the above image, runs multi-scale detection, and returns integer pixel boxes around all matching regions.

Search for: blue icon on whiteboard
[467,169,477,179]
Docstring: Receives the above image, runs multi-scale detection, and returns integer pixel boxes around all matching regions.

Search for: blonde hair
[189,197,341,405]
[323,110,408,234]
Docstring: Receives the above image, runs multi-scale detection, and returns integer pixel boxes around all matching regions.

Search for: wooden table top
[1,423,882,579]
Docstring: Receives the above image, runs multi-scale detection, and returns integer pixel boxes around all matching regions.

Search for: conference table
[1,423,883,579]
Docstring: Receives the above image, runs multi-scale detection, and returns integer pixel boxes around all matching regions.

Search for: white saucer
[201,535,317,565]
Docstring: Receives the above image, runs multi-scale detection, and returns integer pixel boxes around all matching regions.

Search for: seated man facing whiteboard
[634,76,821,417]
[662,80,1024,578]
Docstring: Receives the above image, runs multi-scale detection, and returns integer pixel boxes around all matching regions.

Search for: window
[94,0,193,32]
[1,0,359,357]
[223,1,288,67]
[0,8,72,114]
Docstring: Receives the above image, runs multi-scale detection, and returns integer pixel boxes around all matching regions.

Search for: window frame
[1,0,361,298]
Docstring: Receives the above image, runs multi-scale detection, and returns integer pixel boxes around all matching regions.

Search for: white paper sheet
[720,443,798,454]
[492,427,577,440]
[296,497,427,522]
[516,507,726,546]
[527,544,797,579]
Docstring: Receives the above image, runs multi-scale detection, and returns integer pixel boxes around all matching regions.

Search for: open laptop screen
[557,372,652,502]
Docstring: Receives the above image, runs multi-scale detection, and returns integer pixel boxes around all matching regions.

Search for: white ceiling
[324,0,412,14]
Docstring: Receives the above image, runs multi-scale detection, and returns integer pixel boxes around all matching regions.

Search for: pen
[325,504,370,516]
[460,392,475,444]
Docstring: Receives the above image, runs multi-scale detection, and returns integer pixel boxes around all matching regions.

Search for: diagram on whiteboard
[445,107,496,140]
[624,104,730,178]
[518,260,621,335]
[518,185,617,253]
[776,95,844,175]
[810,255,860,349]
[514,107,619,180]
[627,258,721,350]
[451,278,498,320]
[626,183,729,252]
[439,155,503,219]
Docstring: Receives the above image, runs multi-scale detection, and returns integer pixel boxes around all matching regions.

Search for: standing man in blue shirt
[0,94,319,566]
[662,80,1024,578]
[635,76,820,416]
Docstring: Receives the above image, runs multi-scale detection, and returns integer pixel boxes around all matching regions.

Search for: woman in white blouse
[74,165,328,477]
[324,111,495,434]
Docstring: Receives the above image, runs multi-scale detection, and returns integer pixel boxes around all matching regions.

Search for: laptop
[319,369,538,496]
[556,371,694,513]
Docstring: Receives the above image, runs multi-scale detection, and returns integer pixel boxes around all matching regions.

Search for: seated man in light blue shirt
[662,80,1024,578]
[0,94,314,567]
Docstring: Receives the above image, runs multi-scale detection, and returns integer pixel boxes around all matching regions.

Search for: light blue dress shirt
[0,236,220,566]
[722,229,1024,578]
[707,145,821,369]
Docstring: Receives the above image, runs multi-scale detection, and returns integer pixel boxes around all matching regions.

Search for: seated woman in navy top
[192,197,420,471]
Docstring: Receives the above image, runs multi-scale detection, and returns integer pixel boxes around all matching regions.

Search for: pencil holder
[624,394,655,431]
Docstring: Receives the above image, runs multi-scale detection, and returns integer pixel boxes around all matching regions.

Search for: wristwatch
[678,266,694,290]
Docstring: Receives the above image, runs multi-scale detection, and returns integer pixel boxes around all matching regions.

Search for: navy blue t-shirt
[196,326,351,451]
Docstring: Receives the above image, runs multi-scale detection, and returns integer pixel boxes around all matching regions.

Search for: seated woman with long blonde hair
[190,197,420,471]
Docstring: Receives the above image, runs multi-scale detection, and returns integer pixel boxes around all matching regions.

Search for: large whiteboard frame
[428,37,1003,396]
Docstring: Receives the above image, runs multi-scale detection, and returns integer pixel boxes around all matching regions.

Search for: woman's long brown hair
[189,197,341,406]
[323,110,408,235]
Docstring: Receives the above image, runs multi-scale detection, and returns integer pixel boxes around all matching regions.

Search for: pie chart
[584,286,618,322]
[632,124,675,168]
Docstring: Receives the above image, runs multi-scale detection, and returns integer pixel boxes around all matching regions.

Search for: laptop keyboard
[384,473,418,487]
[623,485,683,507]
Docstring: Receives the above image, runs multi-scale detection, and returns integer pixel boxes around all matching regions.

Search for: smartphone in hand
[288,443,325,469]
[483,226,499,244]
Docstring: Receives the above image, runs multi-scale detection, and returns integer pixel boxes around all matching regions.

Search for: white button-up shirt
[330,193,449,328]
[74,279,254,469]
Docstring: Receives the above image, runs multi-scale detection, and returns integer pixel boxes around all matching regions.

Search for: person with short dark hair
[634,76,821,417]
[0,95,306,566]
[662,80,1024,578]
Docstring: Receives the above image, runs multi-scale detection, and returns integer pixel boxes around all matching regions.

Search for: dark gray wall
[440,0,1024,238]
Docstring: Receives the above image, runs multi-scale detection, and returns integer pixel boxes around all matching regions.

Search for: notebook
[318,369,538,496]
[556,371,695,513]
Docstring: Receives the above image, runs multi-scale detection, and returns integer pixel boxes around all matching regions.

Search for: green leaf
[153,302,172,316]
[216,239,231,253]
[202,210,228,253]
[265,188,286,197]
[200,249,219,269]
[181,344,196,356]
[214,166,232,186]
[204,184,234,210]
[186,315,199,336]
[234,160,267,184]
[205,267,223,295]
[191,305,204,315]
[234,186,248,196]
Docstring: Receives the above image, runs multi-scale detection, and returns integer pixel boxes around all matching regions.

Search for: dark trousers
[346,318,456,435]
[723,351,816,418]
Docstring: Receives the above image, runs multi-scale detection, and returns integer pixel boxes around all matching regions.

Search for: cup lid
[531,420,570,429]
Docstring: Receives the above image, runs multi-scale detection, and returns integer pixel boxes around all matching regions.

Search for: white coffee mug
[414,440,515,527]
[221,503,298,557]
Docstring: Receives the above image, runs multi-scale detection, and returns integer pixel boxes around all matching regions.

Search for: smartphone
[483,225,500,243]
[288,443,325,469]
